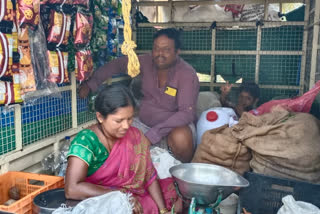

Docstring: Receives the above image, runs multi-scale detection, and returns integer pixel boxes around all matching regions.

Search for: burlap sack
[231,108,320,183]
[192,125,251,175]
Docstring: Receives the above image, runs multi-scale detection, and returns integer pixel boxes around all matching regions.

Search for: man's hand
[78,82,91,98]
[220,82,233,97]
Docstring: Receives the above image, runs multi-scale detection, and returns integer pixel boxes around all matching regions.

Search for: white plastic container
[196,107,238,145]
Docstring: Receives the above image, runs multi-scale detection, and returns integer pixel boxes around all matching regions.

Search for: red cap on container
[206,111,218,122]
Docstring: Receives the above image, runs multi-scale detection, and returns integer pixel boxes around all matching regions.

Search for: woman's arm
[147,179,169,213]
[64,156,113,200]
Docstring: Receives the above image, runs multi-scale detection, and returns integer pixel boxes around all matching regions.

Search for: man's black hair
[239,81,260,99]
[153,28,182,50]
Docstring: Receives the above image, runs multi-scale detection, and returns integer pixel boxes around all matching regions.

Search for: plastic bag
[150,147,181,179]
[251,80,320,116]
[25,18,61,102]
[277,195,320,214]
[52,191,133,214]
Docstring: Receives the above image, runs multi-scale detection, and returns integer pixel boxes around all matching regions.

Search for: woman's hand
[131,196,143,214]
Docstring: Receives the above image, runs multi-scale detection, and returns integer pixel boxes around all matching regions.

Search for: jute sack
[231,108,320,183]
[192,125,251,175]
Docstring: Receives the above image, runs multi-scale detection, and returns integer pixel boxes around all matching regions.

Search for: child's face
[237,91,257,111]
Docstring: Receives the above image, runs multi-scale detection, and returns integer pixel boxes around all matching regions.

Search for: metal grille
[216,28,257,51]
[261,26,304,51]
[181,55,211,75]
[259,88,299,104]
[21,91,72,146]
[215,55,256,83]
[136,27,157,50]
[77,96,96,125]
[181,29,212,50]
[259,55,301,86]
[0,108,15,155]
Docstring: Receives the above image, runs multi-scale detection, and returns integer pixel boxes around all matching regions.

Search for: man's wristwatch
[159,208,168,214]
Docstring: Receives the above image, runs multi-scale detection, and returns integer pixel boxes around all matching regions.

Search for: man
[220,81,260,117]
[79,28,200,163]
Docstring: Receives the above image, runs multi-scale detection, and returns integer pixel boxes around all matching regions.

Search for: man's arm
[145,73,200,144]
[87,56,129,92]
[78,56,128,98]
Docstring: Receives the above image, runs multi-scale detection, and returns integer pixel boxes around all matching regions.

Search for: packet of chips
[0,78,23,105]
[75,49,93,82]
[47,49,69,83]
[0,0,14,22]
[0,32,13,79]
[47,10,71,46]
[74,11,93,48]
[17,0,40,29]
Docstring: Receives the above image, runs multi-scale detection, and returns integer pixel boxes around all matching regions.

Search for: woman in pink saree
[65,85,182,214]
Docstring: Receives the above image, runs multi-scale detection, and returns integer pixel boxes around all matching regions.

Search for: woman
[65,85,182,214]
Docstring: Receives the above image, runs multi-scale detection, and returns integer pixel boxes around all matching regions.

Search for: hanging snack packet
[19,46,37,92]
[75,49,93,82]
[0,79,23,105]
[0,32,13,79]
[47,10,71,46]
[47,49,69,84]
[74,11,93,48]
[18,27,36,92]
[0,0,14,22]
[74,0,90,8]
[17,0,40,29]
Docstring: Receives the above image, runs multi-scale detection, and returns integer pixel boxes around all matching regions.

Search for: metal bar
[255,25,262,84]
[210,28,216,92]
[136,50,303,55]
[14,104,22,151]
[299,0,310,94]
[200,82,300,89]
[71,72,77,129]
[264,0,269,21]
[309,0,320,89]
[135,0,304,7]
[137,21,305,28]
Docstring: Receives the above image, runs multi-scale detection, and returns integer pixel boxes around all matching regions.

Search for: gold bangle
[159,208,168,214]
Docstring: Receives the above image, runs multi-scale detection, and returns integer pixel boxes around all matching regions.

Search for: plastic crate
[0,171,64,214]
[238,172,320,214]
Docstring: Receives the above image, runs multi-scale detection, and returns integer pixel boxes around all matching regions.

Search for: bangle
[159,208,168,214]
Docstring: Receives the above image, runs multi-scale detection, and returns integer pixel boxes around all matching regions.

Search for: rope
[121,0,140,78]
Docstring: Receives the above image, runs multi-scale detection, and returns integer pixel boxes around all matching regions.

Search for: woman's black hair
[94,84,136,118]
[153,28,182,50]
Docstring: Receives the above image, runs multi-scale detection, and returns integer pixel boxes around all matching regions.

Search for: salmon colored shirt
[87,54,200,144]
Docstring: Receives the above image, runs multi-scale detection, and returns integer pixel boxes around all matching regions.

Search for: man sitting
[79,28,200,163]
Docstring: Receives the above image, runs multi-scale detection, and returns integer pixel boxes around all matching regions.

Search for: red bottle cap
[206,111,218,122]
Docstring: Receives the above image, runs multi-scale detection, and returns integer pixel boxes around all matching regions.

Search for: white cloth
[52,191,132,214]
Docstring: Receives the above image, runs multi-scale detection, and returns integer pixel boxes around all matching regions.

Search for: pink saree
[86,127,178,213]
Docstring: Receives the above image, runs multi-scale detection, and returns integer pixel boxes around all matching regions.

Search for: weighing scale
[169,163,249,214]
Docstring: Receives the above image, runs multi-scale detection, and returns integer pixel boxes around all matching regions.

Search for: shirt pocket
[161,93,177,111]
